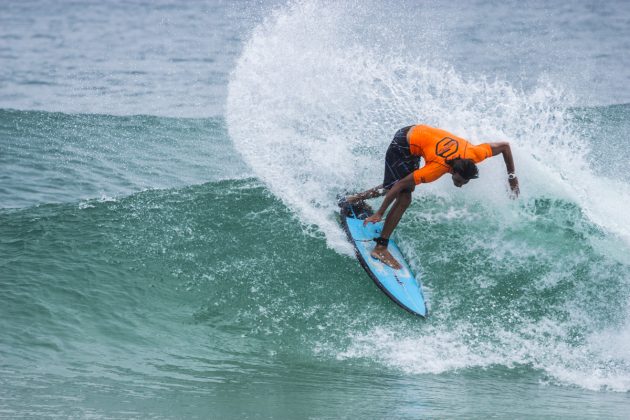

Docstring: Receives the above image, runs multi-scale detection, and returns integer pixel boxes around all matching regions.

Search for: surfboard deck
[340,201,427,317]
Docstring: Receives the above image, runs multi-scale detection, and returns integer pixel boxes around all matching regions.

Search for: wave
[226,0,630,391]
[0,109,246,209]
[3,0,630,396]
[3,179,630,393]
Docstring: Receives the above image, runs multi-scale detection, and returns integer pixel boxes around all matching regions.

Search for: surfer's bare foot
[371,245,402,270]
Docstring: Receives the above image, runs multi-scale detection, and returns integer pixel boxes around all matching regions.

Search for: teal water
[2,0,630,418]
[0,109,244,208]
[2,107,630,417]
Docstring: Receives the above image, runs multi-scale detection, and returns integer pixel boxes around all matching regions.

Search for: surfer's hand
[509,177,520,198]
[363,213,383,226]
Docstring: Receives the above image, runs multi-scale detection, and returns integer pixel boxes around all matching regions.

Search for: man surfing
[342,124,519,269]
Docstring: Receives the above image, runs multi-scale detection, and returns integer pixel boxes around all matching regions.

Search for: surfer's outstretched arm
[489,142,519,196]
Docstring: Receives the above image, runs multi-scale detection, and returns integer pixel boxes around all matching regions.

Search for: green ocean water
[3,0,630,417]
[2,106,630,418]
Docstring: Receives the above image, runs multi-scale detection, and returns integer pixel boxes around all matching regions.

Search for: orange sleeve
[413,162,449,185]
[465,143,493,164]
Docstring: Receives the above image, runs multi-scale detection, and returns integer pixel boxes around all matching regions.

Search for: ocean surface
[2,0,630,418]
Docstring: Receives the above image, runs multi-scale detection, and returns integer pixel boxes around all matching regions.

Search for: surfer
[343,125,519,269]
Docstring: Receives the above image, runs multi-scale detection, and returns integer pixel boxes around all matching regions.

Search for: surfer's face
[452,172,470,188]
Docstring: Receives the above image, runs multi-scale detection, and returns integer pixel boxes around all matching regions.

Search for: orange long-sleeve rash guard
[408,125,493,185]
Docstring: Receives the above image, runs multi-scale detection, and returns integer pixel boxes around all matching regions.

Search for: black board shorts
[383,126,420,190]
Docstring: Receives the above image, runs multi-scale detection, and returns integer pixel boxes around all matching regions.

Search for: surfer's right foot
[371,245,402,270]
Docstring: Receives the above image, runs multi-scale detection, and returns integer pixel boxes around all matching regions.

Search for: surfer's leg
[381,190,412,239]
[370,190,412,269]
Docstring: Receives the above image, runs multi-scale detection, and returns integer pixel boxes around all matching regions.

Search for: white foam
[227,0,630,391]
[228,1,630,248]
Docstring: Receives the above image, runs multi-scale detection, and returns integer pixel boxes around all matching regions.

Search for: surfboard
[340,201,427,317]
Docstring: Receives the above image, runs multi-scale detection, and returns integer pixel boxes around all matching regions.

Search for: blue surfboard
[340,202,427,317]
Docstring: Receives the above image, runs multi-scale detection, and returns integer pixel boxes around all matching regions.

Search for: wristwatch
[508,173,517,180]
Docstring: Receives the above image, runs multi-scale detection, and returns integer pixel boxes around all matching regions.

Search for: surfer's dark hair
[447,158,479,180]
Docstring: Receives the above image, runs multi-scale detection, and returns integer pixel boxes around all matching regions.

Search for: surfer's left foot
[371,245,402,270]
